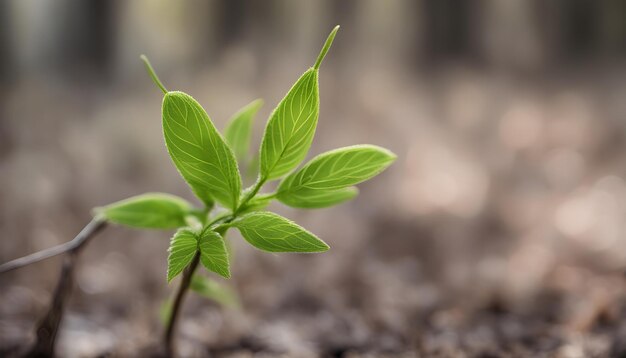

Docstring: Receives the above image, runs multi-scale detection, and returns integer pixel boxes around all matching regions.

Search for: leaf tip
[252,98,264,108]
[313,236,331,252]
[314,25,340,70]
[140,54,168,94]
[375,145,398,165]
[387,150,398,162]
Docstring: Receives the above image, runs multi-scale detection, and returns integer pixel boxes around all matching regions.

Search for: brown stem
[160,200,248,357]
[0,218,107,273]
[163,252,200,357]
[26,253,75,357]
[21,218,107,357]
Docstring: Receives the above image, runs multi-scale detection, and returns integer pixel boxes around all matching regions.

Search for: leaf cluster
[95,26,396,286]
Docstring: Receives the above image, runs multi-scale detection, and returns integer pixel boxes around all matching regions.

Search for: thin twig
[26,253,77,357]
[3,218,108,357]
[164,252,200,357]
[0,218,107,274]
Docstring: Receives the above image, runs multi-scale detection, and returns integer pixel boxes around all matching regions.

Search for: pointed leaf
[167,229,198,282]
[278,187,359,209]
[97,193,192,229]
[162,91,242,210]
[198,229,230,278]
[277,145,396,205]
[231,212,329,253]
[259,68,319,180]
[224,99,263,163]
[257,27,340,181]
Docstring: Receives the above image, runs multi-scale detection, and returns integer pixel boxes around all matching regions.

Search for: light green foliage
[97,193,191,229]
[259,69,319,180]
[106,26,394,293]
[231,212,329,253]
[224,99,263,163]
[197,229,230,278]
[277,145,396,208]
[314,25,340,70]
[279,186,359,209]
[167,228,230,282]
[190,275,240,308]
[163,91,241,210]
[167,229,198,282]
[257,26,340,181]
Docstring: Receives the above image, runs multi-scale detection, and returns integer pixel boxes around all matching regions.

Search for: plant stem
[234,177,267,216]
[23,218,107,357]
[163,168,276,356]
[0,218,107,274]
[162,220,230,356]
[164,178,269,356]
[163,252,200,357]
[27,253,76,357]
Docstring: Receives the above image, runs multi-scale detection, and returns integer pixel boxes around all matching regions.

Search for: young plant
[119,25,394,355]
[0,25,395,357]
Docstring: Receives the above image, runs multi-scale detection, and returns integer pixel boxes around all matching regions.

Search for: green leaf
[167,228,230,282]
[224,99,263,163]
[231,212,329,253]
[278,187,359,209]
[190,275,240,309]
[276,145,396,206]
[167,229,198,282]
[162,91,242,210]
[96,193,192,229]
[140,55,168,94]
[198,229,230,279]
[257,27,340,181]
[314,25,340,70]
[259,69,319,180]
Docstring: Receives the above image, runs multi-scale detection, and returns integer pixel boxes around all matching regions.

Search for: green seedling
[107,25,394,355]
[0,25,395,357]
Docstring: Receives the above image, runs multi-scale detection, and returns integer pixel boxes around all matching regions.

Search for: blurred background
[1,1,626,357]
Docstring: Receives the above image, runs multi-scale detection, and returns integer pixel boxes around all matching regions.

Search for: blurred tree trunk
[6,0,113,78]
